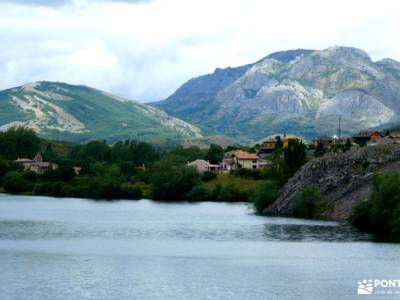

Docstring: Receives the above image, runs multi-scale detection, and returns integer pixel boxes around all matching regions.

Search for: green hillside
[0,81,202,143]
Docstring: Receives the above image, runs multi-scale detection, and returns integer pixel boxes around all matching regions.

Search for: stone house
[14,153,59,175]
[187,159,221,173]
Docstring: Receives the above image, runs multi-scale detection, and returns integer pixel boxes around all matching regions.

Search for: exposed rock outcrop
[154,46,400,142]
[265,144,400,221]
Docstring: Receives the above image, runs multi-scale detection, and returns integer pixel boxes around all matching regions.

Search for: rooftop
[234,150,259,160]
[353,131,381,138]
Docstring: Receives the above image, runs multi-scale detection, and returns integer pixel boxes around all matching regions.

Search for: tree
[269,148,288,186]
[150,161,201,200]
[351,172,400,236]
[2,171,33,193]
[76,141,111,162]
[284,139,306,176]
[344,138,352,152]
[162,146,205,166]
[0,127,40,160]
[43,143,58,162]
[131,142,161,165]
[42,166,75,182]
[294,184,322,219]
[225,145,238,152]
[0,159,10,178]
[314,141,325,157]
[275,135,283,149]
[252,181,279,214]
[204,144,224,164]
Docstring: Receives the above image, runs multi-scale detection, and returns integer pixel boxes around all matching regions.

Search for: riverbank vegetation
[351,171,400,237]
[0,127,304,205]
[2,127,400,237]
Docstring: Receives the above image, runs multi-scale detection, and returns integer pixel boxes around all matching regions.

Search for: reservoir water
[0,194,399,300]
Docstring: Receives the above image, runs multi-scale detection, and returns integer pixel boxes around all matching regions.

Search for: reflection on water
[262,223,371,242]
[0,219,371,242]
[0,195,399,300]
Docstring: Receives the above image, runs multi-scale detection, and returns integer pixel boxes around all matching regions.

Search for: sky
[0,0,400,102]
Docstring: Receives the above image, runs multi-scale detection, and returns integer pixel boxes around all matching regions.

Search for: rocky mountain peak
[153,46,400,142]
[260,49,314,63]
[317,46,372,61]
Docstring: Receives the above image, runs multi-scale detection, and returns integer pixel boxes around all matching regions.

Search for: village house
[73,166,82,175]
[352,131,382,145]
[257,138,279,157]
[223,150,240,159]
[228,150,262,170]
[375,132,400,145]
[387,132,400,143]
[312,136,336,147]
[187,159,221,173]
[14,153,59,175]
[257,135,297,157]
[188,150,270,173]
[222,150,270,171]
[221,158,235,172]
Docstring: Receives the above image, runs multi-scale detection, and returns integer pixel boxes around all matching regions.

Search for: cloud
[0,0,400,102]
[3,0,68,6]
[3,0,150,6]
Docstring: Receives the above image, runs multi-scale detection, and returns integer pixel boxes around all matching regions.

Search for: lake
[0,194,400,300]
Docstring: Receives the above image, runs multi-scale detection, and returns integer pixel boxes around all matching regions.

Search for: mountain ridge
[153,46,400,142]
[0,81,202,143]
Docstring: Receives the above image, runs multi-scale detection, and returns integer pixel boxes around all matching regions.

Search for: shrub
[202,171,217,182]
[150,163,201,200]
[232,168,262,180]
[120,183,143,200]
[252,181,279,214]
[185,185,212,201]
[213,183,248,202]
[0,159,10,179]
[42,166,75,182]
[22,170,38,182]
[2,172,33,193]
[350,200,372,232]
[314,142,326,157]
[33,181,68,197]
[293,184,322,219]
[351,172,400,236]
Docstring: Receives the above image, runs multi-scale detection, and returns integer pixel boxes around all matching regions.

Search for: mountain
[0,81,202,143]
[153,46,400,142]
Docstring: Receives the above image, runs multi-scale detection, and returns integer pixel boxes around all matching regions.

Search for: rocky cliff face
[266,144,400,221]
[154,46,400,142]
